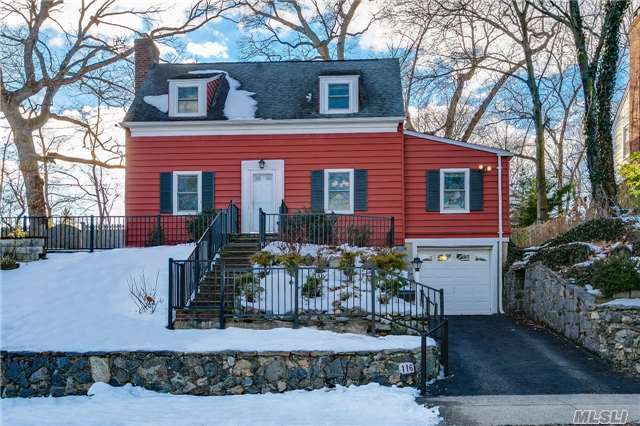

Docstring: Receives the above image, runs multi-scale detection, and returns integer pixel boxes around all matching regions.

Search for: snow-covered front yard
[0,382,440,426]
[1,246,424,352]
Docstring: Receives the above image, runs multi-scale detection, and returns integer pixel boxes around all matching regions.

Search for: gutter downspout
[497,154,505,314]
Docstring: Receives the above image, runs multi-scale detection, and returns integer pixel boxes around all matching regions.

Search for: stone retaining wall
[504,262,640,375]
[0,347,439,398]
[0,237,45,262]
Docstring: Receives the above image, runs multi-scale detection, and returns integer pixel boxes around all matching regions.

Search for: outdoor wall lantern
[411,256,423,272]
[258,159,266,169]
[478,164,493,173]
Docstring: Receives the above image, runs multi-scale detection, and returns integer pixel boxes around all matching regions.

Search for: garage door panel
[418,247,493,315]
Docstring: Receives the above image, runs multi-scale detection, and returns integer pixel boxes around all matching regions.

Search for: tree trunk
[12,126,47,216]
[515,1,548,221]
[592,0,628,213]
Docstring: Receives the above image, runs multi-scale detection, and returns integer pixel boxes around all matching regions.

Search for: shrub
[275,252,304,278]
[186,209,218,240]
[7,225,27,239]
[250,251,276,267]
[591,254,640,298]
[379,276,404,296]
[545,218,627,247]
[145,226,164,247]
[369,250,407,272]
[345,224,372,247]
[338,251,358,282]
[302,273,324,298]
[564,264,594,286]
[279,209,337,245]
[128,271,163,314]
[234,272,263,303]
[528,242,595,270]
[0,251,18,270]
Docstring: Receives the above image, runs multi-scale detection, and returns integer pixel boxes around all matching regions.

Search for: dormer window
[177,86,199,114]
[168,80,209,117]
[319,75,359,114]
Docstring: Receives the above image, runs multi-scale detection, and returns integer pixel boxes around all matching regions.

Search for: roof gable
[125,59,404,122]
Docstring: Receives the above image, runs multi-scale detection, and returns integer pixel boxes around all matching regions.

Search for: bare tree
[531,0,631,214]
[0,0,233,216]
[231,0,381,60]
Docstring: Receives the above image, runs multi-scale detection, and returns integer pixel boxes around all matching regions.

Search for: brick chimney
[630,13,640,152]
[134,38,159,93]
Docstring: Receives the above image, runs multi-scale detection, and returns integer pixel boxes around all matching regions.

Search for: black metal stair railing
[167,201,238,328]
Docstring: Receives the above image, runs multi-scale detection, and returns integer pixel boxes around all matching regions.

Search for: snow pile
[1,246,424,352]
[602,298,640,308]
[0,382,441,426]
[142,94,168,113]
[188,69,257,119]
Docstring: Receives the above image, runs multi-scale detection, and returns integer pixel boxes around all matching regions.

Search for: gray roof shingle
[124,58,404,122]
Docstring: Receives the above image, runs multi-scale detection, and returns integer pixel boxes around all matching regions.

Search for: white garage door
[417,247,493,315]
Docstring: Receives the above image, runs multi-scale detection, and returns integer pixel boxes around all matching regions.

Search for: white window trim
[440,168,470,214]
[173,171,202,215]
[168,80,208,118]
[324,168,355,214]
[319,75,359,114]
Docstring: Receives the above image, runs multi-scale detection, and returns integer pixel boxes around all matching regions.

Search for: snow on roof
[142,94,168,113]
[188,69,257,120]
[141,70,258,120]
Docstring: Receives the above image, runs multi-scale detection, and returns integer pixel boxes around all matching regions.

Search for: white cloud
[186,41,230,59]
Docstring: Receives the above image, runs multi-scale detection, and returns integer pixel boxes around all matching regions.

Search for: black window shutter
[354,169,368,211]
[426,170,440,212]
[159,172,173,214]
[202,172,215,211]
[310,170,324,212]
[470,169,484,211]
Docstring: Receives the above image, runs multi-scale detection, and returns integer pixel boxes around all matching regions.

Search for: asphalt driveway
[431,315,640,396]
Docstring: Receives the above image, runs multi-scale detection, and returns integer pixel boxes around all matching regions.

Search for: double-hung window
[324,169,354,214]
[440,169,469,213]
[177,86,199,114]
[173,171,201,215]
[319,76,359,114]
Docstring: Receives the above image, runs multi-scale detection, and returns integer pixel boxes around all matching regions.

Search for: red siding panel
[403,134,511,239]
[125,130,510,245]
[125,131,405,245]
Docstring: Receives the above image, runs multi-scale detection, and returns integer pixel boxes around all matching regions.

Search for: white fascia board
[123,117,404,137]
[404,130,514,157]
[405,237,508,246]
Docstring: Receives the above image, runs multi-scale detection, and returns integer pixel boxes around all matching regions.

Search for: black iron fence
[168,259,448,393]
[168,202,239,326]
[0,214,216,251]
[259,203,395,248]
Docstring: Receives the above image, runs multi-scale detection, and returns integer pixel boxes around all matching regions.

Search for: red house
[122,39,512,315]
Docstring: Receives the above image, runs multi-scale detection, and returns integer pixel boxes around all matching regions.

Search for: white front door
[241,160,284,233]
[418,247,494,315]
[250,172,275,233]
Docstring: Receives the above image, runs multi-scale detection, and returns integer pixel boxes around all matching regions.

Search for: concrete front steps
[173,234,260,329]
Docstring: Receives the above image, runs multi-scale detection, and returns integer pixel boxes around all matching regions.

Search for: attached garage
[417,246,495,315]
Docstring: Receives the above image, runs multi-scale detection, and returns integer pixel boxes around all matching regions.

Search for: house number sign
[398,362,415,375]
